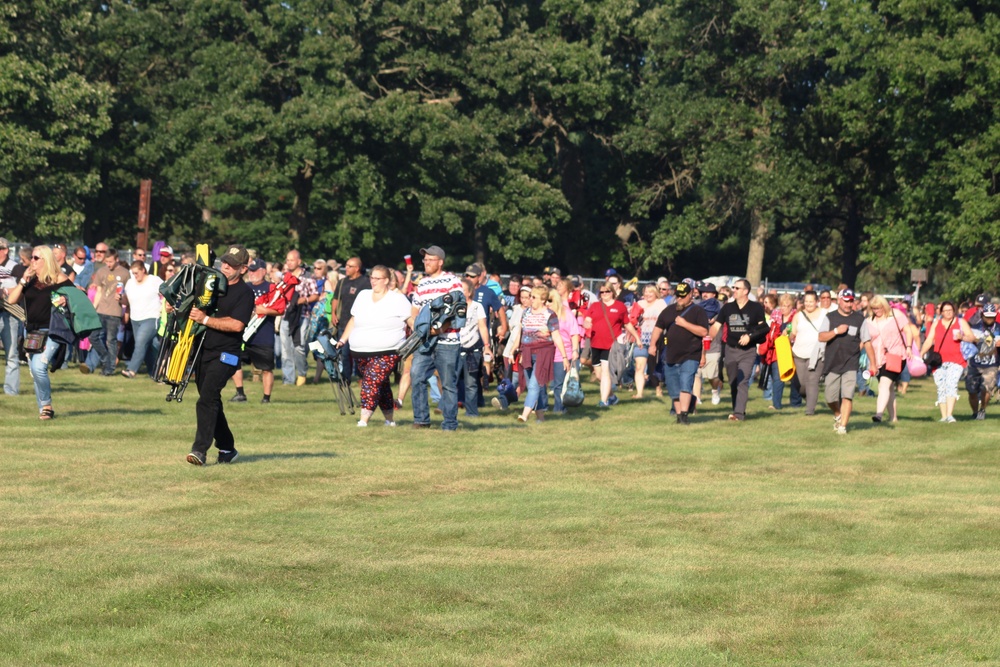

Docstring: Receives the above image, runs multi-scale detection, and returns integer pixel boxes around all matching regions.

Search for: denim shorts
[633,346,649,360]
[665,358,700,399]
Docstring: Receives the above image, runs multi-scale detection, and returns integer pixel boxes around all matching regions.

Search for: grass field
[2,365,1000,665]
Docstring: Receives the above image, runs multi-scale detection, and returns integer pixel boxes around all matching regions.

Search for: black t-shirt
[655,302,711,363]
[336,274,371,327]
[24,281,61,331]
[718,299,768,350]
[203,279,254,357]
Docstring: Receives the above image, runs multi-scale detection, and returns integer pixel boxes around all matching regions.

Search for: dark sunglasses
[31,255,42,260]
[599,290,612,294]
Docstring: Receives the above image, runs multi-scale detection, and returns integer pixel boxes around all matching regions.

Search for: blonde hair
[778,293,795,309]
[530,285,549,304]
[31,246,62,286]
[869,295,891,316]
[548,288,565,320]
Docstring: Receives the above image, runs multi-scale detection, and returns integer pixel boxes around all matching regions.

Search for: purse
[885,352,903,373]
[23,330,48,354]
[921,318,949,372]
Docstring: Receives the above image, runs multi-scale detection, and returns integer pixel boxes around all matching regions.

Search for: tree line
[2,0,998,297]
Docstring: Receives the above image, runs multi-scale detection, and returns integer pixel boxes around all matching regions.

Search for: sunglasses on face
[599,290,612,294]
[31,255,42,260]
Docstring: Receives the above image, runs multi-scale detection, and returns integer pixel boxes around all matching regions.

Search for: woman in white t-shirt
[122,260,164,379]
[337,264,413,426]
[789,290,828,415]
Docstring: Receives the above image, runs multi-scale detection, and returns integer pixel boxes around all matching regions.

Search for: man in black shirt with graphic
[710,279,769,421]
[185,245,255,465]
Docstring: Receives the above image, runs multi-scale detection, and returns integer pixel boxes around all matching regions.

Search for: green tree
[0,2,113,242]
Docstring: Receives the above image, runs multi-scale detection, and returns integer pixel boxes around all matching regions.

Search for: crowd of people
[3,235,999,461]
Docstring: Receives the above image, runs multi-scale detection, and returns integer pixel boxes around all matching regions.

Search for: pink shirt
[554,312,582,363]
[869,311,909,368]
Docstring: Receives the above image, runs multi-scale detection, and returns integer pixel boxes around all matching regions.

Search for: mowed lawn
[2,365,1000,665]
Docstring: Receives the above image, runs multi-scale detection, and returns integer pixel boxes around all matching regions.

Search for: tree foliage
[1,0,997,296]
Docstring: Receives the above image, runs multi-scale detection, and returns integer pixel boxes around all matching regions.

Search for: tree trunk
[289,161,315,246]
[745,208,768,287]
[841,196,862,287]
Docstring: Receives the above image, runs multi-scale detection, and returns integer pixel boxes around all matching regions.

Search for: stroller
[309,328,357,415]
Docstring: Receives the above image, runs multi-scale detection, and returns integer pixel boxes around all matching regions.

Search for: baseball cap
[700,283,718,295]
[160,245,173,257]
[569,274,582,288]
[464,263,483,277]
[976,293,990,306]
[605,268,617,277]
[983,304,997,317]
[839,288,855,302]
[219,244,250,267]
[549,267,562,277]
[247,258,266,272]
[674,282,692,298]
[420,245,446,260]
[0,237,8,249]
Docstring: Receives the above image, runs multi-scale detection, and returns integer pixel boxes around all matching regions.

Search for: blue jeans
[29,336,61,410]
[548,360,568,413]
[0,311,20,395]
[411,343,460,429]
[127,318,159,377]
[280,317,309,383]
[88,314,121,373]
[522,353,546,412]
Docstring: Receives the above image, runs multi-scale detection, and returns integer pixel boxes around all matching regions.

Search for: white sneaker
[711,389,721,405]
[835,425,847,435]
[357,421,368,427]
[385,420,396,427]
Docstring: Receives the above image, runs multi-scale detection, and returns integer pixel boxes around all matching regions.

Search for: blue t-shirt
[247,280,275,348]
[474,285,503,331]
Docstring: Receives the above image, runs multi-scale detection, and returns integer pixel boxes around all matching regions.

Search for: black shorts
[592,347,611,364]
[245,344,275,372]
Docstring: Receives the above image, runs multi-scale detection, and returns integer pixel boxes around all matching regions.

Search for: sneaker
[217,449,239,464]
[679,412,690,425]
[394,398,404,410]
[835,425,847,435]
[597,401,610,408]
[186,451,206,466]
[100,370,115,377]
[385,420,396,427]
[357,421,368,427]
[260,396,270,404]
[121,369,136,379]
[608,394,619,406]
[711,389,721,405]
[295,375,307,386]
[230,393,247,402]
[79,365,91,375]
[412,423,430,429]
[871,414,882,423]
[976,410,986,421]
[492,396,509,411]
[945,415,957,423]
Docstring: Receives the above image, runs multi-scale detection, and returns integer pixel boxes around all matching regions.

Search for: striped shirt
[413,271,464,343]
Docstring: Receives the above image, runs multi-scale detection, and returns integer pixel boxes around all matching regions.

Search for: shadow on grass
[61,408,167,417]
[237,452,340,463]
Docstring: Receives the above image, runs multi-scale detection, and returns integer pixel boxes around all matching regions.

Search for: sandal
[39,406,55,420]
